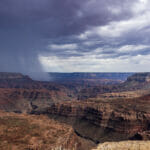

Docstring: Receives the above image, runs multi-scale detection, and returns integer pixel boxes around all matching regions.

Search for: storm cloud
[0,0,150,79]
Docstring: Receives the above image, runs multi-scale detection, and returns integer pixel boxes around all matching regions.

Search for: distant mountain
[0,72,31,80]
[1,72,150,109]
[77,73,150,100]
[49,72,134,81]
[126,72,150,83]
[121,72,150,90]
[0,72,77,112]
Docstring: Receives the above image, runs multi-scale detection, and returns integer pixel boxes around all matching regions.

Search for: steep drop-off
[31,94,150,143]
[0,111,95,150]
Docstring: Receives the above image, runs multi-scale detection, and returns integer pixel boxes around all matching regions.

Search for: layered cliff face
[121,73,150,90]
[1,72,150,107]
[0,88,73,113]
[0,73,78,112]
[31,94,150,143]
[77,73,150,100]
[0,72,134,112]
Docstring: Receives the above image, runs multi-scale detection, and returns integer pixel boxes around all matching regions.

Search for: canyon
[0,72,150,149]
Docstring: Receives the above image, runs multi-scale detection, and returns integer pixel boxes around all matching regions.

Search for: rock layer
[32,95,150,143]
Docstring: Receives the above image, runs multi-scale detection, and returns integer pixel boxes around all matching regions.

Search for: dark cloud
[0,0,135,36]
[0,0,149,77]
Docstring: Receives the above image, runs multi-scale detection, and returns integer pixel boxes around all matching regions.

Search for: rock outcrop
[92,141,150,150]
[0,111,95,150]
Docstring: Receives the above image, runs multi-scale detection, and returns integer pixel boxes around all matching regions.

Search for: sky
[0,0,150,79]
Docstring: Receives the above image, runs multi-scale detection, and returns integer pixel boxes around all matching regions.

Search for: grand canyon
[1,0,150,149]
[0,72,150,149]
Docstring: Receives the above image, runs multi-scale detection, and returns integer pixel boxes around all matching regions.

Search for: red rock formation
[36,95,150,143]
[0,72,150,145]
[0,88,76,113]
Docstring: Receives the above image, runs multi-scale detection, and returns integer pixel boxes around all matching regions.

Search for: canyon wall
[31,95,150,143]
